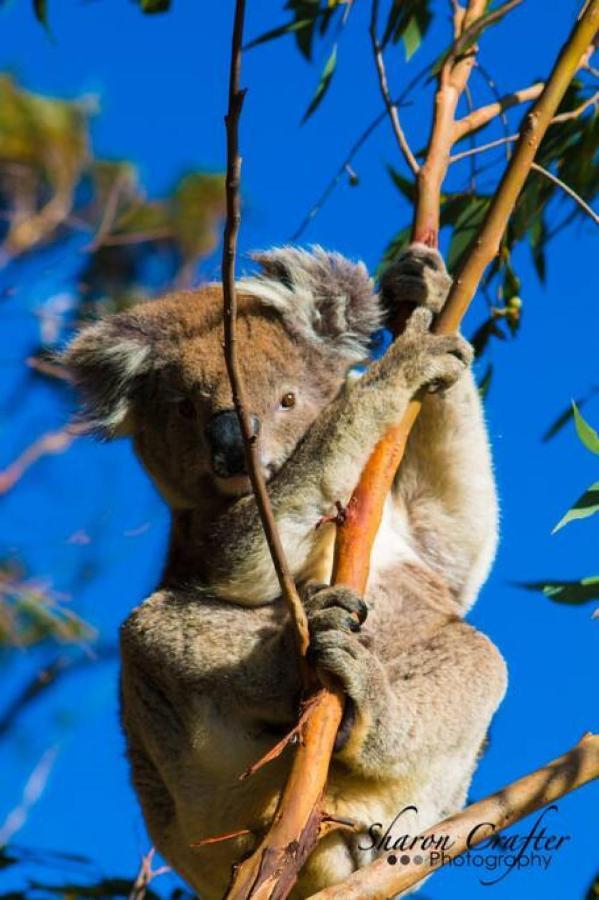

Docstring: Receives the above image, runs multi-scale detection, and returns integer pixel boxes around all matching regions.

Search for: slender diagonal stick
[220,0,310,659]
[226,2,599,898]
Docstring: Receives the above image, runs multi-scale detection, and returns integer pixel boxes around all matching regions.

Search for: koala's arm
[200,317,471,604]
[382,245,498,609]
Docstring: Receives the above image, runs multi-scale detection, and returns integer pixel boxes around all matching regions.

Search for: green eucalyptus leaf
[377,224,412,277]
[432,0,522,75]
[402,9,431,60]
[137,0,171,12]
[32,0,50,30]
[447,195,490,272]
[573,402,599,454]
[386,165,417,201]
[519,576,599,606]
[553,482,599,533]
[302,44,337,123]
[542,389,598,442]
[245,18,317,51]
[382,0,432,53]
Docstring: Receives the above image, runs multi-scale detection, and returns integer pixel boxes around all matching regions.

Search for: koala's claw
[418,333,473,394]
[381,243,452,315]
[302,584,370,705]
[303,583,368,625]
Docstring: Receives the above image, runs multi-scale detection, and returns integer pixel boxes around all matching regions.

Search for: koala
[63,244,507,898]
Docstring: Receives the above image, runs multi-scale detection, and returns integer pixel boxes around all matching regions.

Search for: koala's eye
[280,392,296,409]
[177,398,196,420]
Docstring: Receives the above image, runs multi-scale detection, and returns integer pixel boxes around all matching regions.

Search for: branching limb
[454,81,544,140]
[369,0,419,175]
[308,733,599,898]
[220,0,310,658]
[412,0,488,245]
[128,848,170,900]
[552,86,599,122]
[0,425,83,495]
[224,2,599,897]
[450,87,599,163]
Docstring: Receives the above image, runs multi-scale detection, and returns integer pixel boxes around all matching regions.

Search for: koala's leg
[203,312,473,605]
[384,244,498,609]
[303,584,506,782]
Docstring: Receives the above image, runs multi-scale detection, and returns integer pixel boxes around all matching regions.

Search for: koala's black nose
[205,410,260,478]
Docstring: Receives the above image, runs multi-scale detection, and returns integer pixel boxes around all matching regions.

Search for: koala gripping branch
[224,2,599,899]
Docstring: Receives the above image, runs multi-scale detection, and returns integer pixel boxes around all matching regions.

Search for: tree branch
[454,81,544,140]
[220,0,310,659]
[412,0,488,245]
[0,426,82,496]
[308,733,599,898]
[224,1,599,897]
[369,0,419,175]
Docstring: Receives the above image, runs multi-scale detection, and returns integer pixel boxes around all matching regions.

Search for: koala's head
[62,247,382,508]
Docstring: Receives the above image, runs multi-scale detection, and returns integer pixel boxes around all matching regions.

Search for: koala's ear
[61,316,152,437]
[243,246,382,361]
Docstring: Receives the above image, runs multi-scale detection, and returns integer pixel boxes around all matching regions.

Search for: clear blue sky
[0,1,597,898]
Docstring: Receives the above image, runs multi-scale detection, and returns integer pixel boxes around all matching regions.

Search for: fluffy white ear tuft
[240,246,383,361]
[61,319,151,436]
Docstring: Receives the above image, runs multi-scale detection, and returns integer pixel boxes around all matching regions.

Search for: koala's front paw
[383,307,473,394]
[303,583,370,706]
[380,243,452,314]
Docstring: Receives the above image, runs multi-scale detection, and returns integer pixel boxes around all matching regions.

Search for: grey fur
[242,245,382,360]
[64,245,507,898]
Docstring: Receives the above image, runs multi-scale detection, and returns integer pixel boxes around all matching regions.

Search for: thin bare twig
[369,0,419,175]
[0,425,84,495]
[290,63,431,241]
[220,0,310,658]
[475,61,512,160]
[0,746,59,844]
[450,88,599,162]
[449,132,519,161]
[26,355,71,382]
[552,86,599,121]
[0,645,117,739]
[454,81,545,139]
[128,848,170,900]
[531,161,599,225]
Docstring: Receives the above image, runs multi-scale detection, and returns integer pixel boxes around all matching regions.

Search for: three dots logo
[387,854,424,866]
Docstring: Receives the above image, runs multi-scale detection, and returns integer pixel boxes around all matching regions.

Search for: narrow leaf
[137,0,171,11]
[573,402,599,454]
[542,390,597,442]
[386,165,417,201]
[33,0,48,26]
[518,576,599,605]
[301,44,337,123]
[244,18,316,51]
[447,195,491,272]
[402,13,425,60]
[553,482,599,533]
